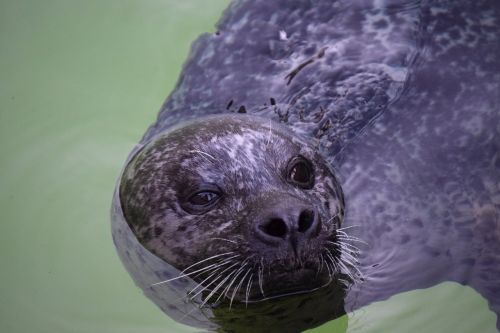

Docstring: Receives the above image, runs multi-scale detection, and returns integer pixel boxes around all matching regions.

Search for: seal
[116,115,350,332]
[119,114,348,298]
[112,0,500,332]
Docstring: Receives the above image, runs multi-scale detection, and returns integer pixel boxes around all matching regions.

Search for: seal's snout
[254,201,321,255]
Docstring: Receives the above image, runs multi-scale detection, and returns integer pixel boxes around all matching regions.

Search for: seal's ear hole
[286,156,314,189]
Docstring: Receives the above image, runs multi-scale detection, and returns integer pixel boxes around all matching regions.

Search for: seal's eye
[189,191,219,206]
[286,156,314,189]
[181,187,222,215]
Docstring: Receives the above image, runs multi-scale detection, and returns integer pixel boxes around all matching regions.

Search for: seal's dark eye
[189,191,220,206]
[286,156,314,189]
[181,186,222,215]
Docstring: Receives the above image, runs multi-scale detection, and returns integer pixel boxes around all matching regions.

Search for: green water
[0,1,497,332]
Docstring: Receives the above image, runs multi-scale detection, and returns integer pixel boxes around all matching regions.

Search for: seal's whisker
[340,248,359,263]
[345,263,364,283]
[193,254,241,273]
[190,264,226,282]
[335,230,350,238]
[199,279,228,308]
[189,271,226,302]
[338,278,350,287]
[339,255,358,271]
[203,266,241,307]
[337,225,361,231]
[334,240,361,253]
[337,244,361,258]
[245,273,254,307]
[224,260,249,296]
[326,247,359,284]
[192,261,240,304]
[210,237,238,244]
[324,255,334,282]
[183,252,236,272]
[323,246,337,264]
[170,262,230,303]
[337,246,360,258]
[182,251,238,272]
[218,261,249,304]
[324,249,340,274]
[186,254,240,278]
[337,254,364,282]
[191,262,229,280]
[335,229,363,240]
[320,253,326,274]
[186,268,225,300]
[223,264,249,309]
[188,258,240,295]
[336,235,369,246]
[338,231,360,241]
[332,249,352,274]
[258,259,265,297]
[316,253,325,277]
[324,257,331,279]
[322,250,333,273]
[336,257,355,281]
[152,264,219,286]
[324,213,340,225]
[152,254,239,286]
[339,248,360,260]
[230,268,252,309]
[327,239,359,252]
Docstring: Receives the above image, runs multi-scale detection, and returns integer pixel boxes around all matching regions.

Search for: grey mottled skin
[112,0,500,331]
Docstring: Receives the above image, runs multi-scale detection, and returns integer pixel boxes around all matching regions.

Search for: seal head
[119,114,347,302]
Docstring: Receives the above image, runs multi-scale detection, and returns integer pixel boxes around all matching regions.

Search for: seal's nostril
[260,218,288,238]
[298,209,315,233]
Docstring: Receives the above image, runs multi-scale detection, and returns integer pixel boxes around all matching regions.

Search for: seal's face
[120,115,347,302]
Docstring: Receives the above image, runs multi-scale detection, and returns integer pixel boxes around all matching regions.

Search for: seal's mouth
[255,266,326,300]
[186,230,362,307]
[193,257,334,306]
[226,258,337,303]
[191,232,358,305]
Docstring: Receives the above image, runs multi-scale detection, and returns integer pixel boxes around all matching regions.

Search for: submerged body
[112,0,500,332]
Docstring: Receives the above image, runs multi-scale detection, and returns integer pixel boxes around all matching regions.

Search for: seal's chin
[246,265,332,302]
[268,269,324,296]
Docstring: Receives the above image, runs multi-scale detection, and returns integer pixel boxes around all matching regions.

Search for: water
[0,1,497,332]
